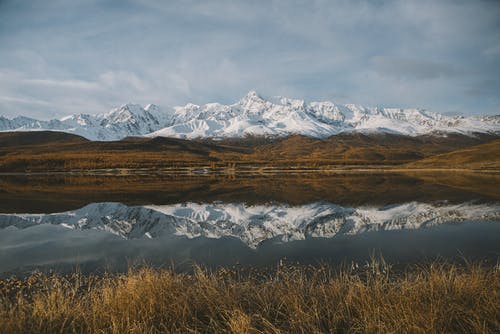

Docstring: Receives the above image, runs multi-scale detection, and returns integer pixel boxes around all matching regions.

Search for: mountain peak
[245,90,260,98]
[239,90,265,103]
[279,97,306,109]
[116,103,145,115]
[1,93,499,140]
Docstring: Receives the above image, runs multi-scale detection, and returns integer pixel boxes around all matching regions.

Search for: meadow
[1,260,498,333]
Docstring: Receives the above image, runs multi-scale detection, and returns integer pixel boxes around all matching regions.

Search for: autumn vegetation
[0,260,498,333]
[0,131,498,172]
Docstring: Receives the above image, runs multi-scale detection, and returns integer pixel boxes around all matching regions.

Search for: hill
[0,131,497,172]
[0,131,88,147]
[405,139,500,170]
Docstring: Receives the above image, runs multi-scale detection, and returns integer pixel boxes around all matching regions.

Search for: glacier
[1,91,499,141]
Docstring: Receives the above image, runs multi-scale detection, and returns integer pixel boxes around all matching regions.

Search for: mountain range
[1,201,498,248]
[1,91,499,140]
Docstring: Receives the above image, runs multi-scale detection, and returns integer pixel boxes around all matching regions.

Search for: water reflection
[1,172,498,213]
[1,201,498,248]
[0,173,499,276]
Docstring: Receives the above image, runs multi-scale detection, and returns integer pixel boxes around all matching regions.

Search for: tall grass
[0,261,498,333]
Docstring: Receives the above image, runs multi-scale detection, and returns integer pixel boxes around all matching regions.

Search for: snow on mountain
[148,91,500,139]
[1,201,498,248]
[0,103,169,141]
[1,91,499,140]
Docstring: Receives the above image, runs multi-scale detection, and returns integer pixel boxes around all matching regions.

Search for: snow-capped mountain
[1,201,498,248]
[0,103,170,141]
[150,91,500,139]
[1,91,499,140]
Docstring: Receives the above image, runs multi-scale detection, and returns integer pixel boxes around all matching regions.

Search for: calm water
[0,173,498,276]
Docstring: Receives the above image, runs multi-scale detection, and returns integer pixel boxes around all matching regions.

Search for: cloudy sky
[0,0,499,119]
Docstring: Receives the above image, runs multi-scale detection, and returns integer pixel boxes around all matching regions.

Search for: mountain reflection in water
[1,201,498,248]
[0,173,498,276]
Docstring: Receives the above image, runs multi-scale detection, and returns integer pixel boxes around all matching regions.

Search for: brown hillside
[243,132,495,164]
[0,131,88,147]
[406,139,500,170]
[0,131,497,172]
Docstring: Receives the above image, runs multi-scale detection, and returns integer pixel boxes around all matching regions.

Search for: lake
[0,172,498,276]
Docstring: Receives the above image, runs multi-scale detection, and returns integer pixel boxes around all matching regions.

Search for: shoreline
[0,166,499,176]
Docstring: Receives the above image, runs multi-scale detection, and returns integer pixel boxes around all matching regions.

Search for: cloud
[24,78,101,91]
[99,71,147,92]
[0,69,153,119]
[0,0,499,118]
[371,57,460,80]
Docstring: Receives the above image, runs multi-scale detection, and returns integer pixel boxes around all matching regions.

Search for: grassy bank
[1,262,498,333]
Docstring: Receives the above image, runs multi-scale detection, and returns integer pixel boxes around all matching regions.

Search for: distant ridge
[1,91,499,140]
[0,131,88,147]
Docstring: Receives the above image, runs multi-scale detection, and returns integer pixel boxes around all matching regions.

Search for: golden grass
[405,139,500,170]
[0,261,498,333]
[1,131,497,173]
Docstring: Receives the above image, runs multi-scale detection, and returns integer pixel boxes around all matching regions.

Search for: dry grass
[0,261,498,333]
[1,131,497,173]
[405,139,500,170]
